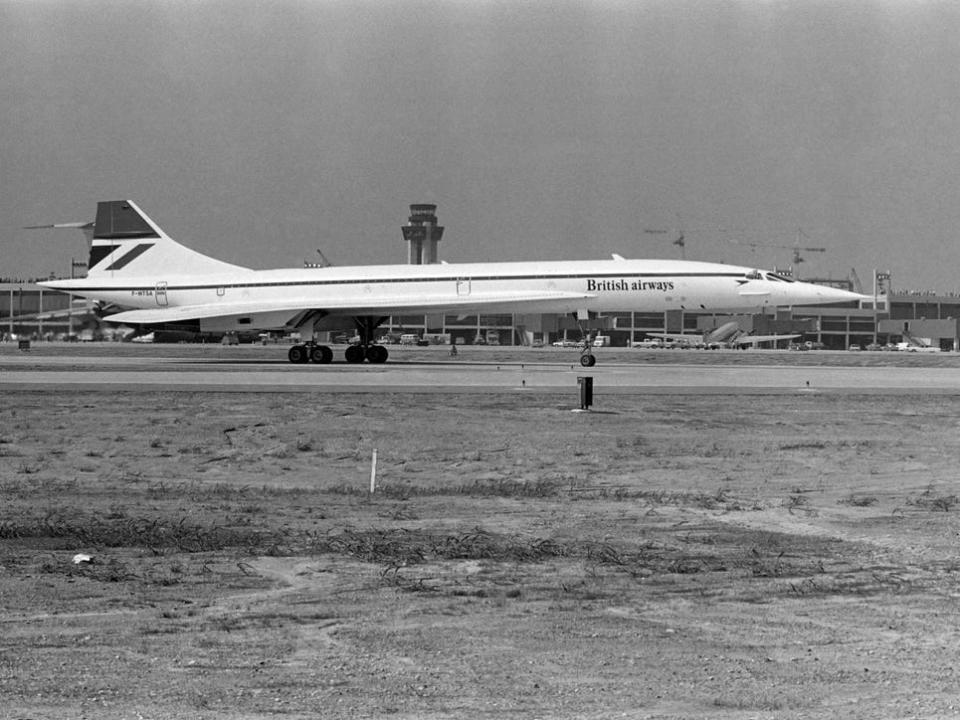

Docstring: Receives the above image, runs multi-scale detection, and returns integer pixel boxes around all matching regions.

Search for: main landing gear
[287,342,389,365]
[287,343,332,364]
[344,343,389,364]
[287,318,391,365]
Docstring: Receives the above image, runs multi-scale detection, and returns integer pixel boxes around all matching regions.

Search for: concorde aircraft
[38,200,865,366]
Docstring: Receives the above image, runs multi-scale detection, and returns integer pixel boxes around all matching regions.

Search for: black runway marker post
[577,376,593,410]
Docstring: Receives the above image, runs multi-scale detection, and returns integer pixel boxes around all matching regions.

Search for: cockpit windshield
[744,270,762,280]
[764,272,796,283]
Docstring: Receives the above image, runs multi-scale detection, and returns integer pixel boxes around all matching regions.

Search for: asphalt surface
[3,344,960,394]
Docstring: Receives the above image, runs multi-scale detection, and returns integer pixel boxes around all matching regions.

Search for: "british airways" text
[586,278,674,292]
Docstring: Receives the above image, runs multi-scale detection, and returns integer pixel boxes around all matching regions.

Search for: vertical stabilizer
[85,200,249,277]
[94,200,164,240]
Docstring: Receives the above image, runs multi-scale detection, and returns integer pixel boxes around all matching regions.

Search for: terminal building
[4,204,960,350]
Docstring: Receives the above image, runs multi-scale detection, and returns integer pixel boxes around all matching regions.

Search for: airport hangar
[4,204,959,351]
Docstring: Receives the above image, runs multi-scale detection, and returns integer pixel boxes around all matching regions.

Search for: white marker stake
[370,449,378,494]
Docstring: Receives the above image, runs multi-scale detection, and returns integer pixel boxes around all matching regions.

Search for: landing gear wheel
[344,344,365,364]
[580,353,597,367]
[365,345,389,364]
[309,345,333,364]
[288,345,309,364]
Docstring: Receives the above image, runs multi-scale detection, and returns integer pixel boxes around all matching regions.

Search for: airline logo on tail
[87,201,163,274]
[89,242,155,271]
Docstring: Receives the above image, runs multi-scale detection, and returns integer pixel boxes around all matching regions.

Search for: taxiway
[3,346,960,394]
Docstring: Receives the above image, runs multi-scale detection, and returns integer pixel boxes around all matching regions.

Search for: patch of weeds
[263,444,291,459]
[317,527,569,566]
[576,487,750,511]
[4,512,274,553]
[316,527,737,594]
[712,690,805,711]
[931,495,958,511]
[146,563,186,587]
[779,441,828,451]
[329,478,565,499]
[787,576,829,595]
[748,547,785,577]
[178,445,209,456]
[839,493,879,507]
[784,494,815,515]
[702,442,725,457]
[908,484,959,512]
[461,478,561,498]
[147,481,171,499]
[0,478,25,496]
[98,558,138,582]
[39,556,138,583]
[614,435,655,456]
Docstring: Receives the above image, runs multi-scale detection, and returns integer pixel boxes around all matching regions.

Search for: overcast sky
[3,0,959,291]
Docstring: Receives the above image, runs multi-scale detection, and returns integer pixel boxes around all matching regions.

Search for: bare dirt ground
[4,346,960,718]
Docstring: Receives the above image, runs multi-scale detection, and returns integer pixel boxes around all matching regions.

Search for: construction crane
[643,213,792,260]
[726,229,826,277]
[642,213,698,259]
[848,268,863,295]
[643,216,827,272]
[642,227,686,258]
[304,248,334,268]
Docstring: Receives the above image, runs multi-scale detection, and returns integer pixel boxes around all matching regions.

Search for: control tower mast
[401,204,444,264]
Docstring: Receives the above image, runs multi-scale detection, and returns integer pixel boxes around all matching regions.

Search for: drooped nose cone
[738,277,870,306]
[794,282,869,305]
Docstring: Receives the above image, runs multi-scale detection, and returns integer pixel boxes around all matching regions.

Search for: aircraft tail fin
[86,200,249,277]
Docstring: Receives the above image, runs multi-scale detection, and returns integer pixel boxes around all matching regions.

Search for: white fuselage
[50,257,855,333]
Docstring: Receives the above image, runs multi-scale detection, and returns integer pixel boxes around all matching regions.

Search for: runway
[4,346,960,394]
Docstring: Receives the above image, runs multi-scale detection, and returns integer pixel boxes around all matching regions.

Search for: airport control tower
[402,204,444,264]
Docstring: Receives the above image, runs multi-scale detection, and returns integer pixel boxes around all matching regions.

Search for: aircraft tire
[344,344,365,364]
[288,345,309,364]
[365,345,389,364]
[310,345,333,364]
[579,354,596,367]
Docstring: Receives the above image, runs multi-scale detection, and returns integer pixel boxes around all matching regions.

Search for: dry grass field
[3,347,960,718]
